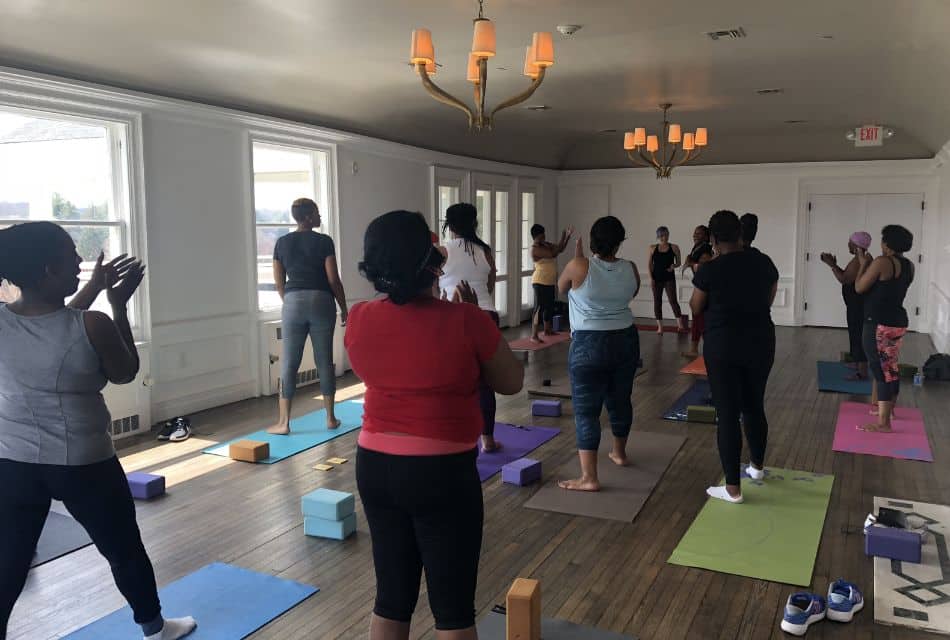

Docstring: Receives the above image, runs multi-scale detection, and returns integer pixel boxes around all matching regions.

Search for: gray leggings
[281,290,337,399]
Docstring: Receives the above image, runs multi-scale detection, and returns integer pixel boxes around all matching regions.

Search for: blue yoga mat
[203,400,363,463]
[816,361,872,395]
[62,562,318,639]
[662,379,712,422]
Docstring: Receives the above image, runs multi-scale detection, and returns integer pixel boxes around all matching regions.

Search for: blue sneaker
[827,579,864,622]
[780,592,826,636]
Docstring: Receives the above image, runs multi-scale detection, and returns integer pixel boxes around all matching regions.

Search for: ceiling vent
[784,120,808,124]
[526,105,551,111]
[706,27,746,41]
[756,88,785,95]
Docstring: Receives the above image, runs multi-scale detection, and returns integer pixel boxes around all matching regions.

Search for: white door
[865,194,924,331]
[474,175,516,326]
[518,184,539,322]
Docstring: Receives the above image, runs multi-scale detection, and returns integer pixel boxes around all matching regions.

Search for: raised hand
[452,280,479,306]
[89,253,136,292]
[820,253,837,267]
[107,260,146,308]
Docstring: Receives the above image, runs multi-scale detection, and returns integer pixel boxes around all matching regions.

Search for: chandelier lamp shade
[624,104,708,178]
[409,0,554,131]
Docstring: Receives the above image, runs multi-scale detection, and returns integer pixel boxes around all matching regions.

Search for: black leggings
[356,446,483,631]
[846,302,867,363]
[533,284,557,324]
[479,311,501,437]
[705,347,775,486]
[652,279,682,321]
[0,456,161,636]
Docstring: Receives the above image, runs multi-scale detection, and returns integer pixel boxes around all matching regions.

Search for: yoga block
[126,472,165,500]
[304,513,357,540]
[229,439,269,463]
[532,399,562,417]
[506,578,541,640]
[840,351,855,363]
[898,363,919,378]
[687,405,717,424]
[502,458,542,486]
[552,315,564,332]
[865,525,922,563]
[301,488,355,520]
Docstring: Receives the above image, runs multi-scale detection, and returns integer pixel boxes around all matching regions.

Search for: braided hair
[442,203,490,259]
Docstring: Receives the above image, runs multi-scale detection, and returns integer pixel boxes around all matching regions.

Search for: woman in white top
[438,203,503,452]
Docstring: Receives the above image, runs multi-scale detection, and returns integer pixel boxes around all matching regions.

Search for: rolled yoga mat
[509,332,571,352]
[524,432,685,522]
[832,401,932,462]
[816,361,873,395]
[662,379,713,422]
[679,356,707,376]
[62,562,318,640]
[203,400,363,463]
[33,510,92,568]
[477,610,637,639]
[477,423,560,482]
[668,468,834,586]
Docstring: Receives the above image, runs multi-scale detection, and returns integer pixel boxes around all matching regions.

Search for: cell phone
[877,507,907,529]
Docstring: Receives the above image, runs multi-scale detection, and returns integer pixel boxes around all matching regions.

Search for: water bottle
[913,372,923,387]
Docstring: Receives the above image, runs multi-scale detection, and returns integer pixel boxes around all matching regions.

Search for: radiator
[260,320,318,397]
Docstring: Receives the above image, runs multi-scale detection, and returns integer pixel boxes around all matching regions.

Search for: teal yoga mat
[203,401,363,463]
[63,563,317,639]
[668,468,834,586]
[817,361,872,395]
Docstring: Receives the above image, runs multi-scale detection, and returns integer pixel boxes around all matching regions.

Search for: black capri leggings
[652,279,682,321]
[533,283,557,324]
[846,301,867,363]
[356,446,483,631]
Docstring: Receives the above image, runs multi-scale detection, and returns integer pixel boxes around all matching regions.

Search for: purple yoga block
[502,458,542,486]
[552,315,564,332]
[532,399,562,417]
[865,525,922,563]
[126,472,165,500]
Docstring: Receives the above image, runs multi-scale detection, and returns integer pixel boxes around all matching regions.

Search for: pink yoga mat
[509,332,571,351]
[832,401,932,462]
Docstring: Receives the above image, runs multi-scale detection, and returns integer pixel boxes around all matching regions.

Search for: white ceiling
[0,0,947,169]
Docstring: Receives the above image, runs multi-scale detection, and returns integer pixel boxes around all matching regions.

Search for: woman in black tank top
[854,225,915,433]
[648,226,684,333]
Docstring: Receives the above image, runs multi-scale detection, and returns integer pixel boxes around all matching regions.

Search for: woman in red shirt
[346,210,524,640]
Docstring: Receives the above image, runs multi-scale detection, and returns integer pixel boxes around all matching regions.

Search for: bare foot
[608,451,630,466]
[869,407,898,418]
[326,418,341,430]
[481,437,501,453]
[656,326,664,335]
[858,422,893,433]
[266,423,290,435]
[558,477,600,492]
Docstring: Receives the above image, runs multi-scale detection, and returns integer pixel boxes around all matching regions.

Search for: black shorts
[356,446,483,630]
[533,284,557,323]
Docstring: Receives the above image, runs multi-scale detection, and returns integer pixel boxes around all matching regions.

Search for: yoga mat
[832,401,932,462]
[680,356,707,376]
[527,369,647,399]
[62,562,318,640]
[662,379,713,422]
[478,610,637,639]
[33,510,92,568]
[203,401,363,463]
[872,497,950,635]
[477,423,560,482]
[524,432,685,522]
[816,361,873,395]
[509,332,571,351]
[668,468,834,586]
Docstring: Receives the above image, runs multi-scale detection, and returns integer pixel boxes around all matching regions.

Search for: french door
[473,173,516,325]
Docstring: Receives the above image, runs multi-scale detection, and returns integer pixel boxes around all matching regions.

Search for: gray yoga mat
[33,510,92,568]
[477,610,637,639]
[524,431,685,522]
[528,368,647,399]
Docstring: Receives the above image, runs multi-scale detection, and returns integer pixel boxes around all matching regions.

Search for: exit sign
[854,125,884,147]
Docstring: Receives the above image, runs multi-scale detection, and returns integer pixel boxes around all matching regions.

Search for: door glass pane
[494,280,508,316]
[521,191,535,271]
[438,184,460,243]
[475,189,490,245]
[494,191,508,276]
[522,275,533,311]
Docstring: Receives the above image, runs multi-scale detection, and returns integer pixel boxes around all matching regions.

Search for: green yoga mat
[668,468,834,586]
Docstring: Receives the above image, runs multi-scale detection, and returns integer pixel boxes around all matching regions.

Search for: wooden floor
[13,325,949,639]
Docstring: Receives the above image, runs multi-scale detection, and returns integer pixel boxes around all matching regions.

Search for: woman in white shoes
[689,211,779,503]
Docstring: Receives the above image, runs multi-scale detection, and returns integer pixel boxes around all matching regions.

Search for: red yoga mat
[680,356,707,376]
[509,332,571,351]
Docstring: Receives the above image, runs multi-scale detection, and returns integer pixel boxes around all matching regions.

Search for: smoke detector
[706,27,746,40]
[557,24,582,36]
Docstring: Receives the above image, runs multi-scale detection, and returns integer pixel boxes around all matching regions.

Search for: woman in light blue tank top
[556,216,641,492]
[0,223,196,640]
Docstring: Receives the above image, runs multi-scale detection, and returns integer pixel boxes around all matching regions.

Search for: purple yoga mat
[477,423,560,482]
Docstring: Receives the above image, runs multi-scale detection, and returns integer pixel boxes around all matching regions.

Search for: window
[252,142,331,311]
[520,190,536,310]
[494,191,509,314]
[0,107,136,322]
[437,184,460,243]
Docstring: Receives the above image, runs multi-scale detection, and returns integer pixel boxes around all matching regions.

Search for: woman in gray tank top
[0,223,196,640]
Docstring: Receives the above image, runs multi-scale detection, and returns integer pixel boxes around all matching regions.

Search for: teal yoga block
[304,513,357,540]
[301,488,355,521]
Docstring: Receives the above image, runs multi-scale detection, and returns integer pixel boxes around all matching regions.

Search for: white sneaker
[746,464,765,481]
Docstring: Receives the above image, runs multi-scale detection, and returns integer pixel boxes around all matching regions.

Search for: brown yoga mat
[524,431,685,522]
[527,369,647,399]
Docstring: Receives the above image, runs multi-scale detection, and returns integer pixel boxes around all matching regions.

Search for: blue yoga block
[502,458,542,486]
[301,489,355,520]
[865,525,922,563]
[532,399,562,417]
[304,513,357,540]
[126,472,165,500]
[552,315,565,332]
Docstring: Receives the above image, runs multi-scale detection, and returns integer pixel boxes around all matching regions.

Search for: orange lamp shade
[523,46,540,78]
[425,59,436,75]
[472,19,496,57]
[467,52,481,83]
[633,128,647,146]
[668,124,682,144]
[695,128,708,146]
[646,135,659,153]
[532,32,555,67]
[410,29,434,65]
[623,132,636,150]
[683,132,695,151]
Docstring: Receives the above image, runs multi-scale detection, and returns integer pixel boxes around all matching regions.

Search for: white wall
[557,161,939,329]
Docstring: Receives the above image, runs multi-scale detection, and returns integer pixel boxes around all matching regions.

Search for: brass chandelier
[409,0,555,131]
[624,104,708,178]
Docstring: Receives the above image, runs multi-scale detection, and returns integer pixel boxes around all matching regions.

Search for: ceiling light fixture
[409,0,554,131]
[623,104,708,179]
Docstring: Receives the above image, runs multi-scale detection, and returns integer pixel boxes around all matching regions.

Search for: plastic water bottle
[913,372,923,387]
